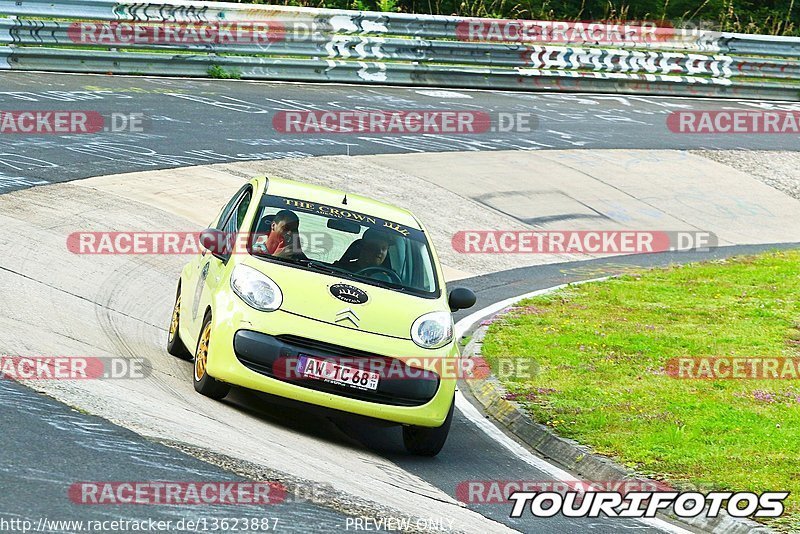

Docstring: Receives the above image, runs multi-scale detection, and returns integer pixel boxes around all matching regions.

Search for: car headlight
[411,311,453,349]
[230,264,282,312]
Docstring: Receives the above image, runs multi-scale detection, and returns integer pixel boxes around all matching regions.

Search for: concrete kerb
[457,280,771,534]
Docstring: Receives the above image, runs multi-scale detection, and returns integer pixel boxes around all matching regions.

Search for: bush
[219,0,798,35]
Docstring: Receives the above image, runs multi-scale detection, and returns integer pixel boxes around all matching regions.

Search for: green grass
[481,250,800,531]
[207,64,242,79]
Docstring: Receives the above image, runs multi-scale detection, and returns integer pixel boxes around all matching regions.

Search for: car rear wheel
[402,395,454,456]
[193,313,231,400]
[166,286,192,360]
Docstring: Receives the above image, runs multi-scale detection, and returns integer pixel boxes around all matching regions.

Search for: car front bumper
[204,302,457,427]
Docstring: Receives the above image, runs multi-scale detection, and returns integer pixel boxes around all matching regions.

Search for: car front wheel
[402,395,454,456]
[193,313,231,400]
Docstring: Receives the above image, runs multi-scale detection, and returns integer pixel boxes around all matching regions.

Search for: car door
[187,184,254,341]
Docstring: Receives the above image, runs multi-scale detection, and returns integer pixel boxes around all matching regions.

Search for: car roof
[259,177,422,229]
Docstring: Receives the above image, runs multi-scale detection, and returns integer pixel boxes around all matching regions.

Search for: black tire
[166,285,192,360]
[193,312,231,400]
[402,395,455,456]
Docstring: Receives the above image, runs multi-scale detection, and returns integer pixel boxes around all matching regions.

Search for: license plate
[296,354,380,391]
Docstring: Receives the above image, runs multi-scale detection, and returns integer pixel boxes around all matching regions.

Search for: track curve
[2,71,800,194]
[2,70,800,533]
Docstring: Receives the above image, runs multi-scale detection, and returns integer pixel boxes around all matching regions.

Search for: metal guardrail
[1,0,799,100]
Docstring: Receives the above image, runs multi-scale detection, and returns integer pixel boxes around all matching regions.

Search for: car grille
[275,335,387,360]
[233,331,440,407]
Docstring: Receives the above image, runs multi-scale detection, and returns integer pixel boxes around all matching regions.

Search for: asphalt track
[2,71,800,534]
[1,71,800,194]
[0,378,350,531]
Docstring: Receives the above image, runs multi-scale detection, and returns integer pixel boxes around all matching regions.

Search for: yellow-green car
[167,177,476,455]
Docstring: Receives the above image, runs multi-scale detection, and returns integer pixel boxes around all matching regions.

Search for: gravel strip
[694,150,800,201]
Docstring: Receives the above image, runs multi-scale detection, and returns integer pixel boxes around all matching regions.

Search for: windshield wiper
[300,260,410,292]
[294,258,352,277]
[349,273,409,292]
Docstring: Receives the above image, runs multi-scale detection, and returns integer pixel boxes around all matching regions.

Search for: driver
[253,209,307,260]
[341,228,392,274]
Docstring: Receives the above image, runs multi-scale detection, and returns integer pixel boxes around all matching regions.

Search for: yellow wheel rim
[168,294,180,343]
[195,322,210,381]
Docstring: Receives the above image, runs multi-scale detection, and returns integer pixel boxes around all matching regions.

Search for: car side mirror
[448,287,476,312]
[200,228,231,262]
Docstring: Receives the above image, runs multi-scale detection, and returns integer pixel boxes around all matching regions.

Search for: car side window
[214,185,249,231]
[233,190,253,233]
[216,186,252,234]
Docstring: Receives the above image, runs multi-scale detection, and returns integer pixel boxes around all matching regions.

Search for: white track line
[454,278,692,534]
[454,278,608,340]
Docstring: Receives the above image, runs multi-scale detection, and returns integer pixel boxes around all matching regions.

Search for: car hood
[243,258,445,340]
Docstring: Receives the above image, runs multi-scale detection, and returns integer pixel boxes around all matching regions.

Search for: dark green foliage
[223,0,796,35]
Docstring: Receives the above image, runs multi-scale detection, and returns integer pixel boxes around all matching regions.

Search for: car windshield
[248,194,439,297]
